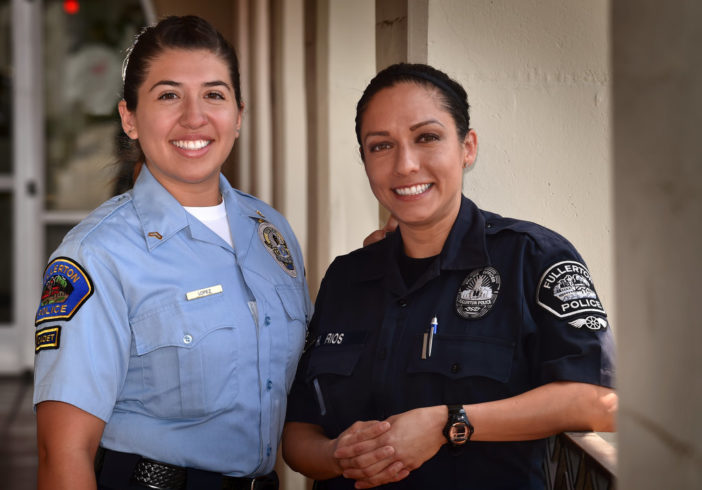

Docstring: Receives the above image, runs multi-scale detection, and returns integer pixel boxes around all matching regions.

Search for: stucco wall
[426,0,614,320]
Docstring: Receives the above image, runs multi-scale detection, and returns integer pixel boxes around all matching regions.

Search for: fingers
[352,461,410,489]
[362,229,387,247]
[362,215,399,247]
[382,216,398,233]
[334,421,391,459]
[338,445,395,477]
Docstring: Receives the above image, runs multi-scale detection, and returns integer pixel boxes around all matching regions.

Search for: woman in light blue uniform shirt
[33,16,310,490]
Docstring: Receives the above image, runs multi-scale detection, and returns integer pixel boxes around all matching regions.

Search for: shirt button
[264,315,271,326]
[450,362,461,374]
[398,298,408,307]
[266,379,273,391]
[266,445,272,457]
[183,334,193,344]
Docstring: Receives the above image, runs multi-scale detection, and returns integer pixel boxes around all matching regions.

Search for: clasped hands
[330,406,445,489]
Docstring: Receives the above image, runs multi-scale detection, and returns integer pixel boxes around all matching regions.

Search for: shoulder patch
[256,220,297,277]
[36,257,94,325]
[537,260,606,318]
[35,326,61,353]
[568,316,608,330]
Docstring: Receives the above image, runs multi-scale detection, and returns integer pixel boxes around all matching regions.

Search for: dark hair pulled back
[354,63,470,160]
[117,16,242,188]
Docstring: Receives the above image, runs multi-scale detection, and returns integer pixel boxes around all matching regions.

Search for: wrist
[443,404,474,448]
[327,437,344,477]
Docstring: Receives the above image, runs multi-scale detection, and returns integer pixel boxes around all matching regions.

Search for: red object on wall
[63,0,80,15]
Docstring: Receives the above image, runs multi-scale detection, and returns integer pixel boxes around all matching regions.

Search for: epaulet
[482,211,573,250]
[58,193,132,253]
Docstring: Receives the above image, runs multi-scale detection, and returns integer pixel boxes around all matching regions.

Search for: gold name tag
[186,284,223,301]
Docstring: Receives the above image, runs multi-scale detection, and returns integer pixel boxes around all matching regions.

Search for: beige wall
[308,0,378,295]
[426,0,614,320]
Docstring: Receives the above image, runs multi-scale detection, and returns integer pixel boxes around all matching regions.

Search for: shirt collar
[352,195,491,283]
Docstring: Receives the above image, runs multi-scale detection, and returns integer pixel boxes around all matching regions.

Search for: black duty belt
[95,447,279,490]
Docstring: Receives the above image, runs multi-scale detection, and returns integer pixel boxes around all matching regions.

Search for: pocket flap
[306,345,364,379]
[275,285,307,322]
[407,335,514,383]
[131,295,230,354]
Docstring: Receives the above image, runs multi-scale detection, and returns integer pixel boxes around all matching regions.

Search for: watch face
[449,422,469,445]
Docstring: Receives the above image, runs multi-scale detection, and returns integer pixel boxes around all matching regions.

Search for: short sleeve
[33,247,132,422]
[525,233,615,388]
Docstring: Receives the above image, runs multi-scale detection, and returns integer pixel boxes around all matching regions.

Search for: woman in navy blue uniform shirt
[282,63,616,489]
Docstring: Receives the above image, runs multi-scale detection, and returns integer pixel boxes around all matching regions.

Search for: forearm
[36,401,105,490]
[467,381,617,441]
[282,422,341,480]
[38,446,97,490]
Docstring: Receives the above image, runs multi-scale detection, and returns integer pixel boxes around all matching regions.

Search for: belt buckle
[131,457,187,490]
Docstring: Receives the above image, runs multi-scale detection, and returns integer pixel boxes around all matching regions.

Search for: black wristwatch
[443,404,474,447]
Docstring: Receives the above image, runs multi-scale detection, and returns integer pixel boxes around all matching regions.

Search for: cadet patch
[455,267,501,319]
[568,316,608,330]
[35,257,94,325]
[35,326,61,353]
[257,221,297,277]
[537,260,606,318]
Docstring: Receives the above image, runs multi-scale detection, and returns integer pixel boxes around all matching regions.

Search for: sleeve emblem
[537,260,606,318]
[35,326,61,353]
[35,257,94,325]
[568,316,608,330]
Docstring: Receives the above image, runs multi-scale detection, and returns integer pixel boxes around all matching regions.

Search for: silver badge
[257,221,297,277]
[455,266,501,319]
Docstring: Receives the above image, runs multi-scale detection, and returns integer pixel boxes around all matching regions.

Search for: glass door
[0,0,151,374]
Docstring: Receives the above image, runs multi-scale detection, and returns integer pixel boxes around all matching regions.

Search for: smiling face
[118,48,242,205]
[360,82,477,238]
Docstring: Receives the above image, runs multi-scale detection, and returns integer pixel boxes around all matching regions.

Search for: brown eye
[369,142,392,153]
[417,133,439,143]
[157,92,178,100]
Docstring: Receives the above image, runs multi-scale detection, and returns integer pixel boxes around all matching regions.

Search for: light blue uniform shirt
[33,166,311,476]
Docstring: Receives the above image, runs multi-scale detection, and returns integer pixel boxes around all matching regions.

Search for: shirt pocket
[130,294,238,419]
[304,344,365,420]
[406,334,515,403]
[275,285,308,392]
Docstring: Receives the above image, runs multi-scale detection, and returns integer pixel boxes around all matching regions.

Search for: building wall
[426,0,615,321]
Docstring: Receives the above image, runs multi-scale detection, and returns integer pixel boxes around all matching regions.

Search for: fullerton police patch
[257,221,297,277]
[455,266,501,319]
[35,326,61,353]
[35,257,94,326]
[537,260,606,318]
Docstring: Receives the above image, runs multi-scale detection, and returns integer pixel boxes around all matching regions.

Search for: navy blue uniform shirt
[286,196,615,489]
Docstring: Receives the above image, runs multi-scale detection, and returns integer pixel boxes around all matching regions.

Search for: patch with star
[35,326,61,353]
[537,260,606,319]
[455,266,501,319]
[257,221,297,277]
[35,257,94,326]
